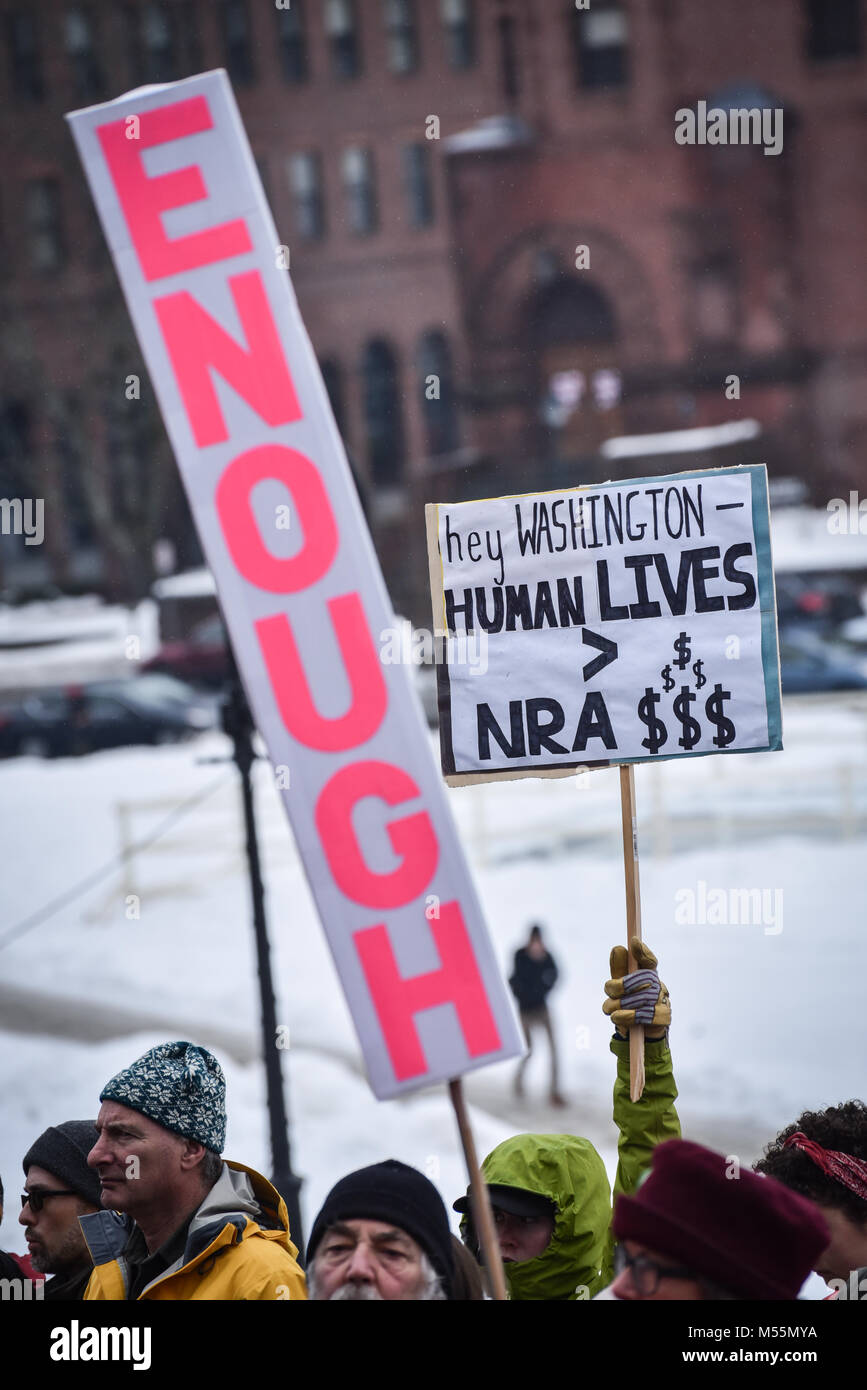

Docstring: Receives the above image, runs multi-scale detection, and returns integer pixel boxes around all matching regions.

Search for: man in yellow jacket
[79,1040,306,1301]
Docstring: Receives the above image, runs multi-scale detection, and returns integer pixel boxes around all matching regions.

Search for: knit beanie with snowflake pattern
[100,1040,226,1153]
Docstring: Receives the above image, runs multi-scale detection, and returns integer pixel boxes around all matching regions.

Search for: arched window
[527,276,617,346]
[418,331,459,456]
[526,275,621,458]
[362,340,405,485]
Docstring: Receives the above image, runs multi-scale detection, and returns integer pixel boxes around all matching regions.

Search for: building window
[384,0,418,74]
[403,144,434,227]
[175,3,203,77]
[7,11,43,101]
[497,14,520,102]
[130,3,175,84]
[64,7,105,100]
[289,153,325,239]
[26,180,64,272]
[326,0,362,79]
[362,341,405,485]
[0,402,32,508]
[219,0,255,85]
[276,0,308,82]
[59,394,95,548]
[255,156,272,204]
[805,0,861,60]
[342,148,378,235]
[570,1,629,90]
[440,0,475,69]
[320,358,345,436]
[419,331,459,456]
[693,261,738,346]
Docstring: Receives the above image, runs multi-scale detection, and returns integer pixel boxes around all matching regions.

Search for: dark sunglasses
[21,1189,77,1213]
[614,1244,696,1296]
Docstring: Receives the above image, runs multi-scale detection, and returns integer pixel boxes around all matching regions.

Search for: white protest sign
[67,70,523,1098]
[428,465,782,781]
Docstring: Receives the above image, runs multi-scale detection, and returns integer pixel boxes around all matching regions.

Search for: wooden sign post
[449,1077,508,1301]
[618,764,646,1102]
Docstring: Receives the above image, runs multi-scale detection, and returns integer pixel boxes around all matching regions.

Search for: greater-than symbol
[581,628,618,681]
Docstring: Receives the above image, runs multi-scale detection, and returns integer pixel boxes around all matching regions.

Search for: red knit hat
[612,1139,829,1299]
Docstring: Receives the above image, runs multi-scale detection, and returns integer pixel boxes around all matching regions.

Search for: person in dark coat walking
[509,923,564,1106]
[19,1121,101,1300]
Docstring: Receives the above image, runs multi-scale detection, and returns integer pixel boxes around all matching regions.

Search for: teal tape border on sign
[750,463,783,752]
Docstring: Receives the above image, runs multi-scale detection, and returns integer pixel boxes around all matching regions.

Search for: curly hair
[754,1100,867,1223]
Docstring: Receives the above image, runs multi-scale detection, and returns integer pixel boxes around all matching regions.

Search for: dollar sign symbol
[692,659,706,689]
[660,663,675,693]
[705,683,736,748]
[673,685,701,750]
[638,687,668,755]
[673,631,691,670]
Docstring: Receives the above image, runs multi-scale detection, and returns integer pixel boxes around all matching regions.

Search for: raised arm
[602,939,681,1203]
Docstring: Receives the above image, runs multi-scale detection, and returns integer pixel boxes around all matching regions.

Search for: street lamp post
[221,645,304,1254]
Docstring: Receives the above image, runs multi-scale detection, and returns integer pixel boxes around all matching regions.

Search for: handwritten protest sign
[427,465,781,782]
[67,70,524,1099]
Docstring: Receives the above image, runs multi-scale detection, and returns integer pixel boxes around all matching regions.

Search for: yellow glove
[602,939,670,1039]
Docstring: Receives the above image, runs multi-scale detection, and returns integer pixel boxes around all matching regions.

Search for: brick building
[1,0,865,622]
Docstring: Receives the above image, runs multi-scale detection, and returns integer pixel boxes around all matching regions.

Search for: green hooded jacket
[478,1035,680,1300]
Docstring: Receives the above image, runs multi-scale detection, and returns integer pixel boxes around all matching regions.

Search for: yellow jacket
[80,1160,307,1301]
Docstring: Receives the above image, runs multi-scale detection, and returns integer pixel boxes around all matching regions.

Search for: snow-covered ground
[1,693,865,1295]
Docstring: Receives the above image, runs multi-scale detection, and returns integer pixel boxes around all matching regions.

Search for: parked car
[0,675,216,758]
[142,613,229,689]
[779,631,867,695]
[774,574,865,631]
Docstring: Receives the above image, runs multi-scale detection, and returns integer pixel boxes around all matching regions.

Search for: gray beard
[327,1283,385,1301]
[307,1252,447,1301]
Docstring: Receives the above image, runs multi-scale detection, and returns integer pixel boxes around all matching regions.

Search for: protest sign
[427,465,782,784]
[66,70,524,1101]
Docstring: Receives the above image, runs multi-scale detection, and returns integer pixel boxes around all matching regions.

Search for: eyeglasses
[492,1209,549,1228]
[614,1244,696,1296]
[20,1189,77,1213]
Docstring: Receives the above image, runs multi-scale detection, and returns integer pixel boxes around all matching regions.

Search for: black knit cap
[307,1159,456,1298]
[22,1121,101,1208]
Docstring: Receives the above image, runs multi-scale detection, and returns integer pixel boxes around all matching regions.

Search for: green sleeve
[611,1033,681,1204]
